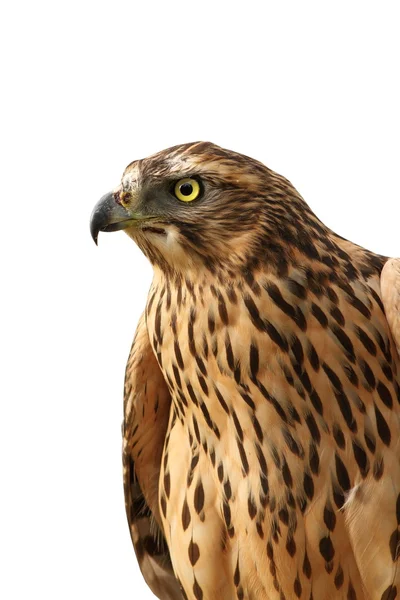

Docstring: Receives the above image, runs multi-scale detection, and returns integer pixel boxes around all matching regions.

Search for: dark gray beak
[90,191,136,245]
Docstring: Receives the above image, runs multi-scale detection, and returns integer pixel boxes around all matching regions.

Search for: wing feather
[123,313,182,600]
[381,258,400,355]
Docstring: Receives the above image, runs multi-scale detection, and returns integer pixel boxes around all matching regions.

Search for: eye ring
[174,178,201,202]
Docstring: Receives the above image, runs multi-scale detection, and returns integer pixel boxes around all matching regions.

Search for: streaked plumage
[91,142,400,600]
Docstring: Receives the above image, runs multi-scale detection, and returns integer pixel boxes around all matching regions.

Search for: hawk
[90,142,400,600]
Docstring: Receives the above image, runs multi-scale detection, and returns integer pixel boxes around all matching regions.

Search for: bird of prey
[90,142,400,600]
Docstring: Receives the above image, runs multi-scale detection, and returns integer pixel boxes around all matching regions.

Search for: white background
[1,1,399,598]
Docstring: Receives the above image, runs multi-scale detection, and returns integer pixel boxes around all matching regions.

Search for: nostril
[115,191,131,207]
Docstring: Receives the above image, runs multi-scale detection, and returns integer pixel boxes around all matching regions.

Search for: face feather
[92,141,385,281]
[116,142,333,274]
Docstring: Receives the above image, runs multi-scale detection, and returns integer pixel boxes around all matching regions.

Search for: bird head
[90,142,321,276]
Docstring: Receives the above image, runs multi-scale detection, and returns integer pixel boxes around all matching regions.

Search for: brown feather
[98,142,400,599]
[123,313,182,600]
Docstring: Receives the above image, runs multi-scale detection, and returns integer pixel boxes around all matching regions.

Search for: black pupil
[180,182,193,196]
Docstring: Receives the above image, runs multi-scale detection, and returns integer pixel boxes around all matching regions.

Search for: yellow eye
[174,178,201,202]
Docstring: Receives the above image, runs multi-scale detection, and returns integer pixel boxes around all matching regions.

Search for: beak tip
[90,221,99,245]
[90,191,117,246]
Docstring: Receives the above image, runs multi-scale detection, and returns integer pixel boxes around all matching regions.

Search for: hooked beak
[90,191,149,245]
